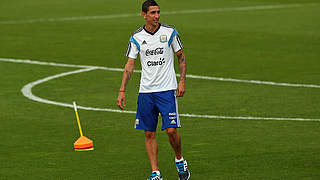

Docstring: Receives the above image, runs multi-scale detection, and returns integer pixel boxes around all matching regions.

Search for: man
[117,0,190,179]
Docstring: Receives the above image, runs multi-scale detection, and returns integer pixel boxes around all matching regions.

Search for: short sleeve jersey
[125,23,183,93]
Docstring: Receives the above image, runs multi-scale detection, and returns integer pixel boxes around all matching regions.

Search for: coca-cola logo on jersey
[145,47,164,56]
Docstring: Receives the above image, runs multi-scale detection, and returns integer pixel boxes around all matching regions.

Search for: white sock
[175,156,184,162]
[152,171,160,175]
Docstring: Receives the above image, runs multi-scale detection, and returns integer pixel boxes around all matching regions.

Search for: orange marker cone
[73,101,94,151]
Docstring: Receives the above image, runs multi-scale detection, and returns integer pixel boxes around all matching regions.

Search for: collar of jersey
[143,23,161,35]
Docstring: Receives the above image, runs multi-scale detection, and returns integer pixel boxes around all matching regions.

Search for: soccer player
[117,0,190,179]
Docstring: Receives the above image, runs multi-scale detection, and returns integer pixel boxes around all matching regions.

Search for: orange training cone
[73,101,94,151]
[74,136,94,151]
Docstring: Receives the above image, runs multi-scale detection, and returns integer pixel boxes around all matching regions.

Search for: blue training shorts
[135,90,181,131]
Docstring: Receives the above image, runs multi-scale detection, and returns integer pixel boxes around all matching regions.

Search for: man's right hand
[117,58,135,110]
[117,92,126,110]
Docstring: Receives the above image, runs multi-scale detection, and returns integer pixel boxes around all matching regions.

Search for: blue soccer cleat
[147,172,163,180]
[176,159,190,180]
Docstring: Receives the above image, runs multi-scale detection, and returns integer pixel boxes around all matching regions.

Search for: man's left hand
[176,81,185,97]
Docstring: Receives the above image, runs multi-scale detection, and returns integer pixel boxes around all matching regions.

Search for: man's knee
[145,131,156,139]
[166,127,178,137]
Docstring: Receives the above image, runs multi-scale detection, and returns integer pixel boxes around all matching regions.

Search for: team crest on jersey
[160,35,167,43]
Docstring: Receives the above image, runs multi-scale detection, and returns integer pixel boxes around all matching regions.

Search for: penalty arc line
[21,67,136,114]
[0,3,320,24]
[20,67,320,122]
[0,57,319,122]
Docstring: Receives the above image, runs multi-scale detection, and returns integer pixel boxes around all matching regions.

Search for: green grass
[0,0,320,179]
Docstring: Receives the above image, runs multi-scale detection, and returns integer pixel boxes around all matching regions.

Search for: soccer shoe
[176,159,190,180]
[147,172,163,180]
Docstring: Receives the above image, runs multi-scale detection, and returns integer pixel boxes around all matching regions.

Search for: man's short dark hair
[142,0,159,13]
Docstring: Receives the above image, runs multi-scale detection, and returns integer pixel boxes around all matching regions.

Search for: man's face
[142,6,160,26]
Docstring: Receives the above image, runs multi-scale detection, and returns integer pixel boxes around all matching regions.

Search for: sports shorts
[135,90,181,131]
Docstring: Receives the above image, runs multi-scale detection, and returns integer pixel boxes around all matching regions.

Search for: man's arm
[176,49,186,97]
[117,57,136,110]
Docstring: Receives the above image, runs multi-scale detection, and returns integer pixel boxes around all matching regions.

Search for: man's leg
[145,131,159,171]
[166,127,190,180]
[166,127,182,159]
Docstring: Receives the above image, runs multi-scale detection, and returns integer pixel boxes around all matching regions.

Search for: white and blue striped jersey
[125,23,183,93]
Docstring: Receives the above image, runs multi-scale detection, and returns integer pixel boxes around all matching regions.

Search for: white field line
[0,57,125,72]
[21,67,136,114]
[1,57,319,88]
[180,114,320,122]
[2,57,320,121]
[18,66,320,122]
[183,74,320,89]
[0,3,319,25]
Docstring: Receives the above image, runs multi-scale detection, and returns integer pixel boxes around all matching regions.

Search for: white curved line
[1,57,320,88]
[15,59,320,122]
[1,3,319,24]
[21,68,96,108]
[20,67,320,121]
[20,67,137,114]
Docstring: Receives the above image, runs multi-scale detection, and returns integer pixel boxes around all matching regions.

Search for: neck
[145,23,159,33]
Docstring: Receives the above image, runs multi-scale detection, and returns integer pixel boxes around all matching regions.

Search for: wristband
[119,90,125,92]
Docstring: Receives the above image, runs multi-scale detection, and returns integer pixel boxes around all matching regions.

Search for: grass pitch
[0,0,319,179]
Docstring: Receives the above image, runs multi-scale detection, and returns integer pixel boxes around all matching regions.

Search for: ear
[141,12,146,19]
